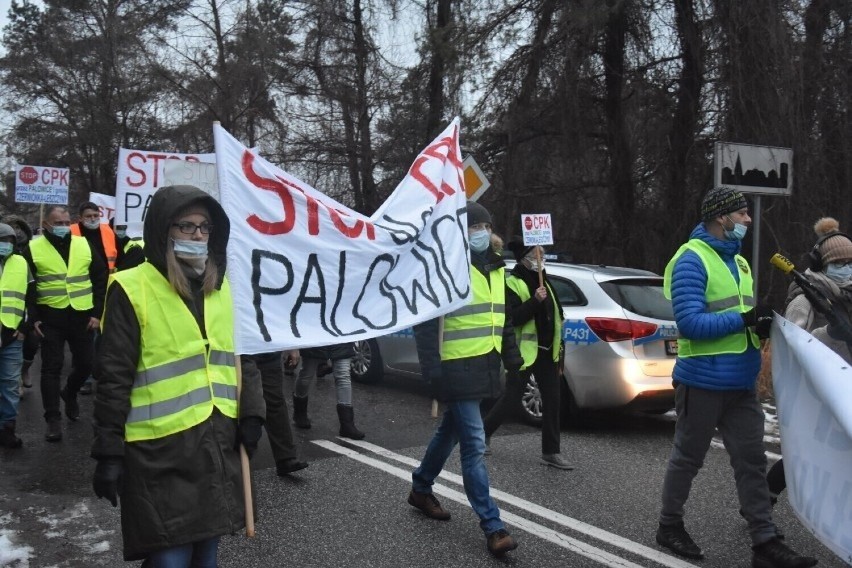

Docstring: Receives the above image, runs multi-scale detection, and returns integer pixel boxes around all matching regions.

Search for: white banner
[771,316,852,563]
[115,149,215,236]
[214,119,471,354]
[14,164,69,205]
[88,192,116,223]
[162,160,219,201]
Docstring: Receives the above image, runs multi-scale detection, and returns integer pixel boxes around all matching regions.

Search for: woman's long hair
[165,238,219,299]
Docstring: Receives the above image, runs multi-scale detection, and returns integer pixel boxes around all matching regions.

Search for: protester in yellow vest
[0,223,34,448]
[408,201,523,558]
[482,239,570,469]
[91,185,265,565]
[112,222,145,271]
[2,214,38,391]
[21,205,108,442]
[655,186,817,568]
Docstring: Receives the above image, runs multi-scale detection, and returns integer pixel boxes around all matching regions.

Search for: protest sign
[521,213,553,246]
[771,316,852,564]
[162,160,219,201]
[88,192,116,223]
[215,119,470,354]
[115,149,215,236]
[15,165,69,205]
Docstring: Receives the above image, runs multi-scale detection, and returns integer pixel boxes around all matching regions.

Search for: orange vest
[71,223,118,272]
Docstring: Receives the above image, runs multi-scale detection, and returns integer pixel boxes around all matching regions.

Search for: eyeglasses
[172,222,212,235]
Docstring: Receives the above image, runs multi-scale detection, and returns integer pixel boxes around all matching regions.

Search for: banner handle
[235,356,255,538]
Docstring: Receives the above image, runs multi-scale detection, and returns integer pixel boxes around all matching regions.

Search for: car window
[599,278,674,320]
[548,277,587,307]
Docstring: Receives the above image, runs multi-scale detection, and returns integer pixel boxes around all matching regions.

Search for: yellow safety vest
[664,238,759,357]
[506,275,561,370]
[110,262,238,442]
[30,236,94,311]
[0,255,28,329]
[442,266,505,360]
[124,238,144,254]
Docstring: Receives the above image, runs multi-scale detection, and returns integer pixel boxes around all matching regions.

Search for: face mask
[825,263,852,283]
[83,220,100,230]
[115,229,127,239]
[0,242,13,257]
[468,229,491,253]
[49,225,71,238]
[524,255,544,272]
[723,216,748,241]
[172,238,208,258]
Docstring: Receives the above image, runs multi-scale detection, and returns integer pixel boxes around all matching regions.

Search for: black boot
[293,395,311,429]
[21,359,33,388]
[0,421,22,449]
[337,404,365,440]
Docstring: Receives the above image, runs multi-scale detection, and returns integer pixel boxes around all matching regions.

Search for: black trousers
[39,313,93,421]
[483,353,562,455]
[256,353,298,463]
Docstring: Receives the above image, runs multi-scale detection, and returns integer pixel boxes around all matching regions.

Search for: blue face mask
[0,242,13,257]
[115,229,127,239]
[50,225,71,238]
[825,262,852,283]
[723,216,748,241]
[172,238,208,258]
[468,229,491,253]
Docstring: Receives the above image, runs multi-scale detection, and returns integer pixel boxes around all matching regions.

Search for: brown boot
[0,421,22,448]
[486,529,518,557]
[407,490,451,520]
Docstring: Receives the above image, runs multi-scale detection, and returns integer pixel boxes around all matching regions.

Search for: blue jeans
[0,339,23,425]
[412,399,504,535]
[142,537,219,568]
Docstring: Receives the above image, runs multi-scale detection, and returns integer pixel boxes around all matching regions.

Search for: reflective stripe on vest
[506,275,562,370]
[663,238,760,357]
[442,266,505,360]
[71,223,118,272]
[0,255,28,329]
[29,236,94,310]
[111,262,238,442]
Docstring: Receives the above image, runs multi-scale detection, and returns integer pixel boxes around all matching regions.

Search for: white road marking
[313,439,646,568]
[317,438,699,568]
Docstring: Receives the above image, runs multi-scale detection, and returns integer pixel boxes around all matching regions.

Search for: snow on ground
[0,513,34,568]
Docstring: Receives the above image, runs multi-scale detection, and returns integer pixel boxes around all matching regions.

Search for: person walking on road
[2,215,38,391]
[293,342,365,440]
[656,186,817,568]
[408,201,522,558]
[243,350,309,476]
[0,223,34,448]
[91,185,265,566]
[482,239,570,469]
[22,205,107,442]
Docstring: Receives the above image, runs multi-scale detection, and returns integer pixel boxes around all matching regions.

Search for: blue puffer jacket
[670,223,761,390]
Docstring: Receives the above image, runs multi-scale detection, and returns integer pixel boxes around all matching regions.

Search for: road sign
[713,142,793,196]
[462,156,490,202]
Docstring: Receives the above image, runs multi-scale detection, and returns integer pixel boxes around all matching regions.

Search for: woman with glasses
[90,185,265,567]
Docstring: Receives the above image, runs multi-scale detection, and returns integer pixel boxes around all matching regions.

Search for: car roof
[505,259,661,279]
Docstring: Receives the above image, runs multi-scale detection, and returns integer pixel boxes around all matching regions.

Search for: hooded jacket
[92,185,264,560]
[668,223,761,390]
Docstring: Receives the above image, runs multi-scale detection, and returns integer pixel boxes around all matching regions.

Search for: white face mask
[523,255,543,272]
[83,219,100,230]
[172,238,208,275]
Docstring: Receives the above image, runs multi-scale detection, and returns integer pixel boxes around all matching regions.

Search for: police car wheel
[519,374,544,427]
[350,339,384,384]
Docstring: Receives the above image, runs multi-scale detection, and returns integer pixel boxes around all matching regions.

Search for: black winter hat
[700,186,748,221]
[506,236,534,261]
[466,201,492,228]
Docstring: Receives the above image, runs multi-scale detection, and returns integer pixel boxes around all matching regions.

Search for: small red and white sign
[521,213,553,246]
[15,164,69,205]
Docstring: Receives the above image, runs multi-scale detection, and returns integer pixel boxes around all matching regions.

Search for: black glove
[741,304,774,328]
[92,458,123,507]
[236,417,264,458]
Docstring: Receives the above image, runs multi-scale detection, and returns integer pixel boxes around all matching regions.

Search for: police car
[350,261,677,426]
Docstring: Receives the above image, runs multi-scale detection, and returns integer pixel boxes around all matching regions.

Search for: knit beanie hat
[700,186,748,221]
[466,201,492,228]
[506,236,534,261]
[814,217,852,264]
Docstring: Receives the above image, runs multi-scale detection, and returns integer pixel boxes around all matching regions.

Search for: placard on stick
[521,213,553,246]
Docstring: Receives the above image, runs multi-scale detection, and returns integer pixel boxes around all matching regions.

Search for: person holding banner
[656,186,817,568]
[409,201,522,558]
[0,223,34,448]
[21,205,108,442]
[91,185,265,565]
[482,239,570,469]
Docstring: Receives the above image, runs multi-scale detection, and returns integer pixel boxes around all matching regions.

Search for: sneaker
[656,522,704,559]
[407,490,451,520]
[541,453,574,470]
[483,436,492,456]
[45,421,62,442]
[752,537,818,568]
[60,388,79,421]
[486,529,518,557]
[276,458,309,476]
[78,381,93,395]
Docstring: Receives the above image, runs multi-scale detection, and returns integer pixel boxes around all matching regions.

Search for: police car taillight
[585,317,658,342]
